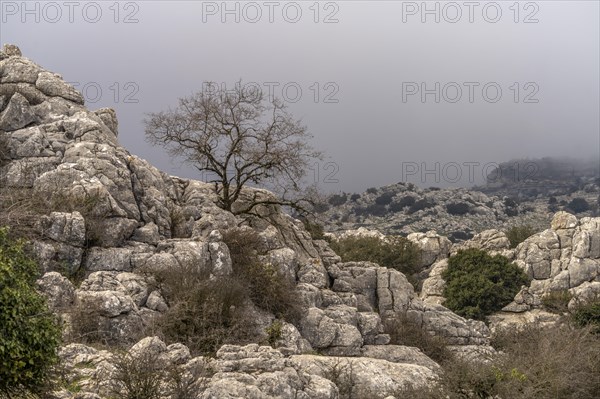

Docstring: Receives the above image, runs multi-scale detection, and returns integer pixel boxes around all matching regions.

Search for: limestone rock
[407,231,452,268]
[0,93,37,130]
[37,271,76,310]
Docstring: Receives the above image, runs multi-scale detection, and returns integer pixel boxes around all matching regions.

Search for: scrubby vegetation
[571,297,600,333]
[0,227,61,398]
[328,194,348,206]
[400,323,600,399]
[445,202,471,216]
[138,228,302,356]
[384,313,450,363]
[329,235,422,276]
[505,224,536,248]
[567,197,590,214]
[442,248,530,320]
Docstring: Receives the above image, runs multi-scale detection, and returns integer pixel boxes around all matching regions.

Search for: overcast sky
[2,0,599,192]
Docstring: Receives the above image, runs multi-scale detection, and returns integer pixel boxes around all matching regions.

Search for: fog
[2,0,598,192]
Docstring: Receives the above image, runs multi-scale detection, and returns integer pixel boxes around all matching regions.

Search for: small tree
[0,227,61,397]
[144,82,322,214]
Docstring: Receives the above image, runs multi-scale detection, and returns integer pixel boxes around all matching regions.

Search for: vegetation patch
[0,227,61,398]
[329,235,422,276]
[442,248,530,320]
[505,224,536,248]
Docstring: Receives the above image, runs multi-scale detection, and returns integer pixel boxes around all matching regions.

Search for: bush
[111,350,212,399]
[350,193,360,202]
[503,197,519,216]
[388,201,404,213]
[541,290,573,314]
[442,248,530,320]
[223,228,302,323]
[329,235,422,276]
[401,323,600,399]
[302,218,325,240]
[393,195,415,210]
[407,198,434,214]
[384,313,450,363]
[505,225,536,248]
[366,187,377,194]
[152,262,251,356]
[328,194,347,206]
[445,202,470,216]
[375,192,395,206]
[0,227,61,397]
[111,351,165,399]
[567,197,590,214]
[571,297,600,333]
[364,203,387,216]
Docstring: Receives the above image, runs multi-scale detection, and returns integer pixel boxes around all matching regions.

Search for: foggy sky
[1,0,599,193]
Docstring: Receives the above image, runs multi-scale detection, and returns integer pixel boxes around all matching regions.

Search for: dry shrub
[67,302,115,346]
[320,359,358,399]
[149,259,255,356]
[541,290,573,314]
[0,183,105,245]
[111,348,214,399]
[111,351,165,399]
[491,324,600,398]
[384,313,451,363]
[400,323,600,399]
[223,227,303,323]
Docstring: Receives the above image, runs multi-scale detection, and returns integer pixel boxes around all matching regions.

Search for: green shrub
[329,235,422,276]
[445,202,470,216]
[0,227,61,397]
[365,203,387,216]
[328,194,347,206]
[375,192,395,206]
[505,225,536,248]
[407,198,434,214]
[366,187,377,194]
[571,297,600,333]
[350,193,360,202]
[567,197,590,214]
[442,248,530,320]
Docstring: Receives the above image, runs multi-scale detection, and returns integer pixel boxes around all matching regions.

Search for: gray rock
[37,272,76,310]
[360,345,440,371]
[94,108,118,137]
[131,222,160,245]
[36,71,84,104]
[407,231,452,268]
[0,93,37,131]
[36,211,86,246]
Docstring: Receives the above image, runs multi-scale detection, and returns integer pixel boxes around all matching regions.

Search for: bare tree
[144,82,322,214]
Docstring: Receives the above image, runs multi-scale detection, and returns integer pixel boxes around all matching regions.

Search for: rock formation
[0,45,497,398]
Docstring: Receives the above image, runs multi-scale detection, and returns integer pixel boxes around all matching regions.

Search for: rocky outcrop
[53,337,438,399]
[319,183,562,240]
[1,45,499,397]
[419,211,600,330]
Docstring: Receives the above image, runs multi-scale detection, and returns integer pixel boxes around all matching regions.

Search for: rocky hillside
[318,177,598,241]
[476,157,600,200]
[1,45,497,398]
